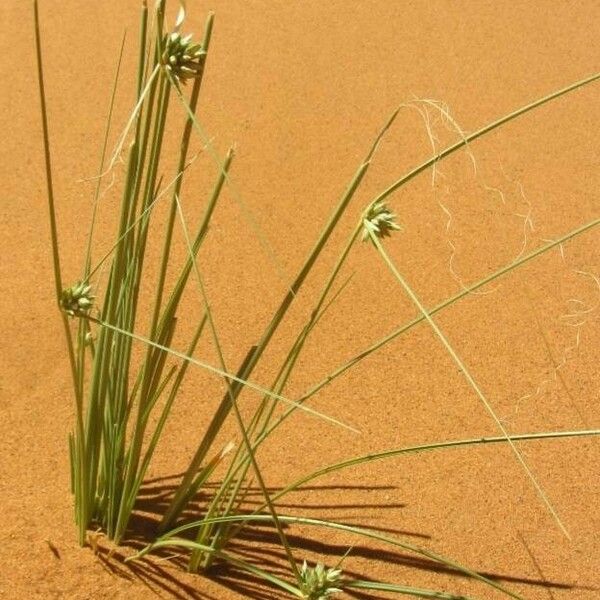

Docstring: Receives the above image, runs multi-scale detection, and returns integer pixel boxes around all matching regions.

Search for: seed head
[60,281,94,317]
[162,31,206,84]
[299,560,343,600]
[362,200,401,242]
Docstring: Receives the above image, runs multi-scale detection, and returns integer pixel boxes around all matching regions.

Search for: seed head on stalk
[159,0,207,84]
[162,31,207,84]
[299,560,343,599]
[362,200,401,242]
[60,281,94,317]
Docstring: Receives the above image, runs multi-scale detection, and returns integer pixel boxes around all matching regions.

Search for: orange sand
[2,1,599,598]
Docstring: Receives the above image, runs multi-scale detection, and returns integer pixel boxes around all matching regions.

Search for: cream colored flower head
[299,560,343,599]
[362,200,401,242]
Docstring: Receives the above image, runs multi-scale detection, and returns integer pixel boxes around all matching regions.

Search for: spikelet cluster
[162,32,206,83]
[60,281,94,317]
[362,200,401,242]
[299,561,343,600]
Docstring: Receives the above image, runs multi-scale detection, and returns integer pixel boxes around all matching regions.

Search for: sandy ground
[1,1,599,598]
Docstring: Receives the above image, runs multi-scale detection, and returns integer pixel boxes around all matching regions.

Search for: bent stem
[367,227,570,537]
[371,72,600,207]
[158,108,400,531]
[173,195,301,579]
[267,429,600,507]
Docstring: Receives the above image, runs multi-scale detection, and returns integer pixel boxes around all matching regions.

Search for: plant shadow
[90,475,597,600]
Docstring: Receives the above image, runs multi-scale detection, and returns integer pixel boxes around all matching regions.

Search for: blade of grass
[82,314,358,432]
[133,514,522,599]
[368,227,570,538]
[371,72,600,207]
[344,580,479,599]
[34,0,88,543]
[267,429,600,505]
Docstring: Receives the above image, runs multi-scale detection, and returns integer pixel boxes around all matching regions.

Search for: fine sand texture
[2,1,599,598]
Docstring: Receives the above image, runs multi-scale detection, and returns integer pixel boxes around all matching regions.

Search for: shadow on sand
[89,475,595,600]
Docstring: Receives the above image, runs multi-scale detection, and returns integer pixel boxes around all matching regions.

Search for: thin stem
[34,0,87,543]
[83,32,127,278]
[82,314,356,432]
[295,216,600,412]
[371,72,600,207]
[267,429,600,506]
[174,196,301,579]
[34,0,62,301]
[368,227,570,538]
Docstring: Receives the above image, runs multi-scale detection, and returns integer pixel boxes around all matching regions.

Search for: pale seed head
[362,200,401,243]
[60,281,95,317]
[299,560,343,600]
[162,31,207,84]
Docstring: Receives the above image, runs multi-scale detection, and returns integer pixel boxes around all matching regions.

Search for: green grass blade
[267,429,600,506]
[33,0,62,301]
[296,216,599,424]
[151,147,234,357]
[371,72,600,207]
[368,228,569,537]
[344,580,479,599]
[34,0,88,544]
[85,159,198,282]
[209,273,358,538]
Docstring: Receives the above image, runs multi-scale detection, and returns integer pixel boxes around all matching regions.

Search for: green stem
[267,429,600,506]
[33,0,87,544]
[371,72,600,207]
[369,227,569,537]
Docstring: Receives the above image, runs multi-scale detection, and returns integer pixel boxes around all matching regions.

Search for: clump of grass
[35,0,600,598]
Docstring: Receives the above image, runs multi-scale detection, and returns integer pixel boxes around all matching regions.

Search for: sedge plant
[35,0,600,598]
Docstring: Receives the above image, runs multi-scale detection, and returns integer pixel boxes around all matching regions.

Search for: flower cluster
[162,31,206,84]
[299,561,343,600]
[362,200,401,242]
[60,281,94,317]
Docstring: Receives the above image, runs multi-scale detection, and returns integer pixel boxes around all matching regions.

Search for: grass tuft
[34,0,599,597]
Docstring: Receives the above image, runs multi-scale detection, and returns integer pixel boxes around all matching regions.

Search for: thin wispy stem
[368,227,570,538]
